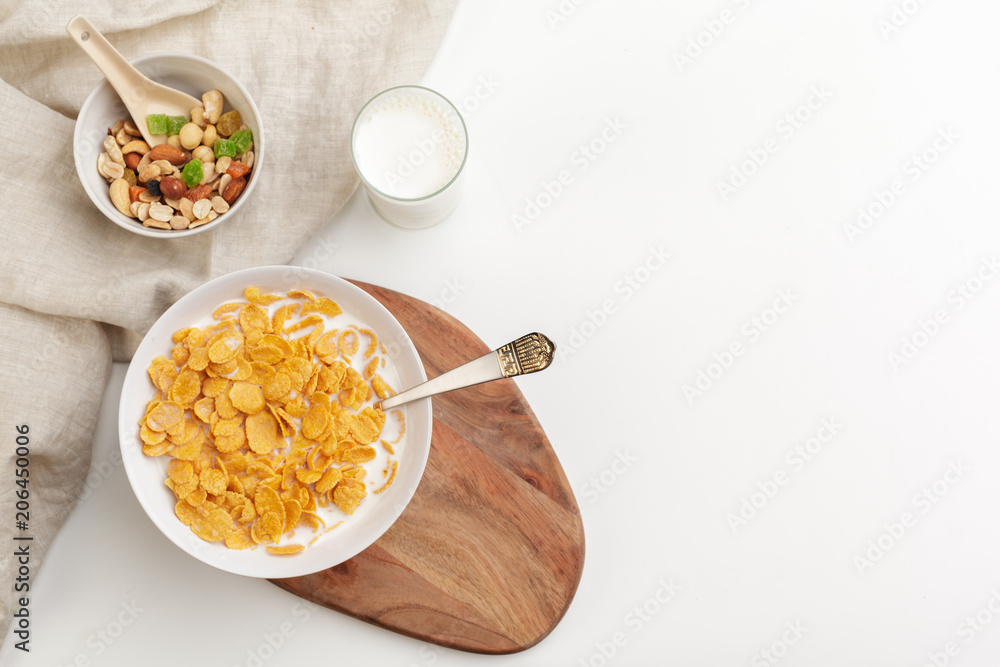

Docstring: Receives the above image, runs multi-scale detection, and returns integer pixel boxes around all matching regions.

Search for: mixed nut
[96,89,255,231]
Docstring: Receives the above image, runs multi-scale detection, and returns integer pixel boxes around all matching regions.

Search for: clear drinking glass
[350,85,469,229]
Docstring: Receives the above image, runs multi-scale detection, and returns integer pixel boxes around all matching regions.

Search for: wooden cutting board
[270,280,585,654]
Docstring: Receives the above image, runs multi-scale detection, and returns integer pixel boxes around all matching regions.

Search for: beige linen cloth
[0,0,457,646]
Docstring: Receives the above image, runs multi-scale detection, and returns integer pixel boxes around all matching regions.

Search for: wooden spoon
[66,15,201,146]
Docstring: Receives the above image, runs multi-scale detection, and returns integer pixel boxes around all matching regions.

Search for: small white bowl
[118,266,431,578]
[74,53,264,238]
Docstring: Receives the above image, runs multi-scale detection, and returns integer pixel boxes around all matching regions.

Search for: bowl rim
[74,52,265,239]
[117,266,432,577]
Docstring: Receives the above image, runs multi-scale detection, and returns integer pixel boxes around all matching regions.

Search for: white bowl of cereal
[74,53,264,238]
[118,266,431,578]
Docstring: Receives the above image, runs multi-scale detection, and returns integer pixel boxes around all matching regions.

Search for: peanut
[143,218,171,230]
[138,189,161,204]
[179,196,196,221]
[192,198,212,220]
[189,210,216,229]
[148,203,174,222]
[106,162,125,180]
[210,196,229,213]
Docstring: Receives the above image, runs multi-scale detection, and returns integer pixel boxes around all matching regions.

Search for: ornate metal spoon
[375,333,555,411]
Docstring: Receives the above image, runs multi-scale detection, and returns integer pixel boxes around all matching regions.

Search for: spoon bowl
[73,52,265,237]
[67,15,201,146]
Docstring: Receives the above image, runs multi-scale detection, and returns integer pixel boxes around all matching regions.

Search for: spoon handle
[375,332,556,411]
[66,16,152,110]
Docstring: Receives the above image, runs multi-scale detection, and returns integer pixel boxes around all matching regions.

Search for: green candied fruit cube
[181,159,203,188]
[230,128,253,154]
[146,113,168,135]
[213,138,236,159]
[166,115,187,136]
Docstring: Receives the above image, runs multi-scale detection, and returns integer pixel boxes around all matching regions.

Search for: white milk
[351,86,468,228]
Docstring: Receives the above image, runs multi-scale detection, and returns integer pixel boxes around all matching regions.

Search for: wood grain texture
[270,280,585,654]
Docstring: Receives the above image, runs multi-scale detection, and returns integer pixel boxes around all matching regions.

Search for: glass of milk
[350,85,468,229]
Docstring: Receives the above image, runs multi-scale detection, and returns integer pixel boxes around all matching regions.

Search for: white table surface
[8,1,1000,665]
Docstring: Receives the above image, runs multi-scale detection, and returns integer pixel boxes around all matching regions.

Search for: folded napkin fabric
[0,0,458,646]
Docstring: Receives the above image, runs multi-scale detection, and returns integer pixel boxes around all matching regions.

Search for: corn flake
[245,286,283,305]
[343,446,377,464]
[191,506,235,542]
[200,468,228,495]
[301,297,342,319]
[213,302,243,320]
[314,331,338,358]
[239,303,272,335]
[315,467,343,494]
[272,303,300,333]
[230,381,265,414]
[267,544,305,555]
[333,483,365,515]
[372,374,394,400]
[374,460,398,494]
[142,286,404,555]
[284,314,323,334]
[282,500,302,533]
[246,412,280,455]
[145,401,183,432]
[225,530,252,550]
[359,328,379,358]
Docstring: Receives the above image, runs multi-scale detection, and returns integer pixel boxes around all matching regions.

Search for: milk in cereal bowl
[118,266,431,578]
